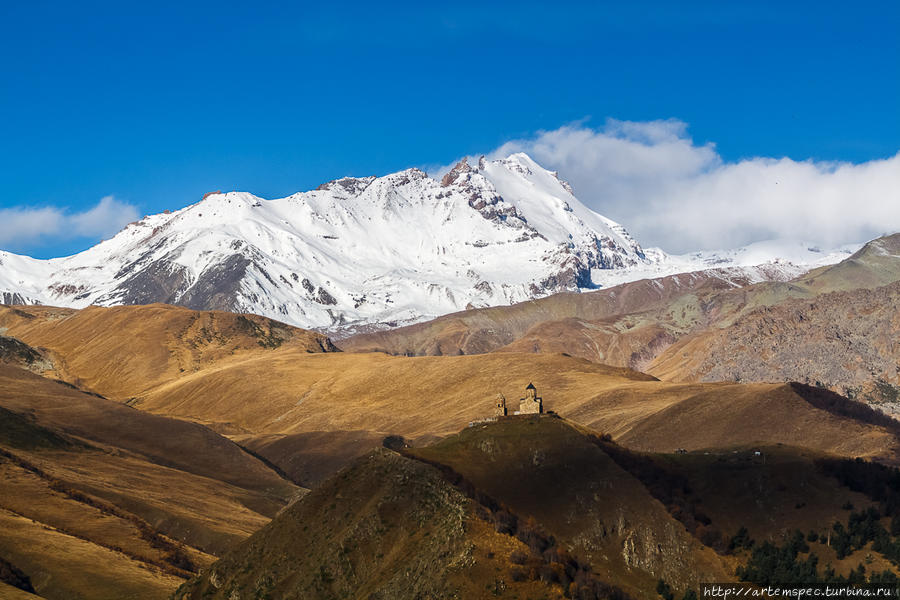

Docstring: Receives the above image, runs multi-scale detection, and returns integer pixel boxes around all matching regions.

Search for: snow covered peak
[0,152,845,334]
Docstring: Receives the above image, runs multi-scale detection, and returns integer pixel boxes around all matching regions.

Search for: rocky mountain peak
[314,176,376,197]
[0,152,852,336]
[440,157,473,187]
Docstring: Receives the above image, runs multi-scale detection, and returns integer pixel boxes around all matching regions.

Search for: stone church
[494,383,543,417]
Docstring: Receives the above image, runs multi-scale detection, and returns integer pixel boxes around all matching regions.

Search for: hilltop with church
[495,383,543,417]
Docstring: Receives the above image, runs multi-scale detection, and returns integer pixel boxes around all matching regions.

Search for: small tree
[656,578,674,600]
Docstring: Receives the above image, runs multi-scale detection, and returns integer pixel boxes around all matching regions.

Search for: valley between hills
[1,233,899,599]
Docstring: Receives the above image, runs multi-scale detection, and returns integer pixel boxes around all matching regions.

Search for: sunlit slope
[136,351,651,437]
[0,507,183,600]
[129,351,900,485]
[0,365,297,497]
[0,364,301,600]
[0,303,337,399]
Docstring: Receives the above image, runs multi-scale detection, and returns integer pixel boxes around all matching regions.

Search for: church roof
[525,382,536,390]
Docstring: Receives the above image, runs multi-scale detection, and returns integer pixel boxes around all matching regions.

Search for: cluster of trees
[729,526,755,552]
[736,531,817,584]
[656,579,697,600]
[735,528,899,585]
[498,513,631,599]
[828,507,900,563]
[507,544,630,600]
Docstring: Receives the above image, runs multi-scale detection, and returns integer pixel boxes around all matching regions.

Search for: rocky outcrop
[0,335,52,372]
[650,280,900,413]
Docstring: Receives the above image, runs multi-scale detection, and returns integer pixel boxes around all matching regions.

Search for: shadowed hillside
[175,447,564,600]
[179,418,900,599]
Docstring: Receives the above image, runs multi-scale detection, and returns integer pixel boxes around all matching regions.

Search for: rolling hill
[339,263,806,357]
[341,233,900,414]
[2,301,899,488]
[2,274,899,597]
[177,417,900,599]
[0,303,337,399]
[0,361,301,600]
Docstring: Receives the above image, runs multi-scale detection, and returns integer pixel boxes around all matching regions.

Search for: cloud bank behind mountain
[466,120,900,253]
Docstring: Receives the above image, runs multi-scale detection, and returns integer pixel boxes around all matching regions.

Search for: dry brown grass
[0,303,335,399]
[0,508,182,600]
[3,302,897,485]
[129,351,899,467]
[0,581,43,599]
[0,363,302,600]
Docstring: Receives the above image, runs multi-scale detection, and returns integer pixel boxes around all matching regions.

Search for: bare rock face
[314,176,375,196]
[103,258,192,306]
[0,335,53,372]
[651,280,900,413]
[440,157,473,187]
[313,287,337,306]
[1,292,37,305]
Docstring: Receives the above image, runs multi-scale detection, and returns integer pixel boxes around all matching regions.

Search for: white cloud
[456,120,900,253]
[0,196,139,250]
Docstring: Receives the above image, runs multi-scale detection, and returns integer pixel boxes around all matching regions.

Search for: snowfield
[0,153,858,333]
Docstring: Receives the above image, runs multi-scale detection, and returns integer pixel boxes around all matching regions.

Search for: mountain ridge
[0,153,854,334]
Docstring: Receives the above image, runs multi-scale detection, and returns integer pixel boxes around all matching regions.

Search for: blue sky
[1,1,898,257]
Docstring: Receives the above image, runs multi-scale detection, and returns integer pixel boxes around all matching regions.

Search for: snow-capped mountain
[0,153,855,334]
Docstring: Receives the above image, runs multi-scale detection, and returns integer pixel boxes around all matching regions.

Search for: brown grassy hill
[0,365,298,497]
[175,447,556,600]
[0,506,184,600]
[1,303,895,486]
[119,350,900,486]
[0,581,44,599]
[0,365,301,600]
[136,351,650,437]
[179,418,898,599]
[0,303,337,399]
